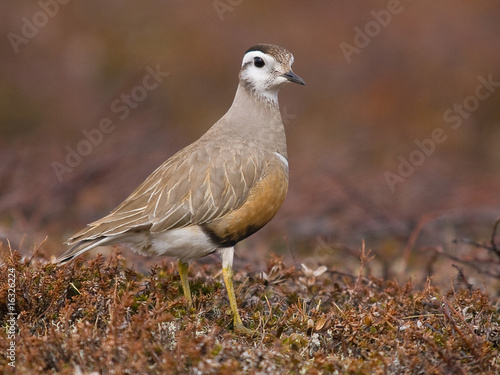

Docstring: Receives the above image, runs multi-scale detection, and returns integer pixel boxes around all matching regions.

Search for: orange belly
[203,162,288,247]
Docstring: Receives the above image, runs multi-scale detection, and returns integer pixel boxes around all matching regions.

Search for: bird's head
[239,44,305,103]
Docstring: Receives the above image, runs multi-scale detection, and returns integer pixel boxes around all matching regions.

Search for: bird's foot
[234,322,255,336]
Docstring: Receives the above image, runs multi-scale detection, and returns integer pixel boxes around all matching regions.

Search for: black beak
[282,70,305,85]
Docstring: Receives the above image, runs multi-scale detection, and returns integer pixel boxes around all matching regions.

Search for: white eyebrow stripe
[242,51,267,66]
[274,152,288,169]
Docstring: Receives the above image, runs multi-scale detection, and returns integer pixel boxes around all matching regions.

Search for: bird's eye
[253,57,265,68]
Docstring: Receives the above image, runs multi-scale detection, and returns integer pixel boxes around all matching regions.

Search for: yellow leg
[220,248,253,334]
[177,260,192,306]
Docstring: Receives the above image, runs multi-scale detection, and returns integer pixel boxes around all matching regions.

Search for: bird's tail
[56,237,112,265]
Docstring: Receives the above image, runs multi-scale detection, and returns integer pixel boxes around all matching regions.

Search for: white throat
[240,71,280,104]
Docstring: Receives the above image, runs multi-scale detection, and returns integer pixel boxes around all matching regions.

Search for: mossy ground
[1,246,499,374]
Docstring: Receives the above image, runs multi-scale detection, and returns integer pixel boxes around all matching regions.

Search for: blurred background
[1,1,500,292]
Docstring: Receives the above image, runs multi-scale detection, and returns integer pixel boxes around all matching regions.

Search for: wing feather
[68,139,266,243]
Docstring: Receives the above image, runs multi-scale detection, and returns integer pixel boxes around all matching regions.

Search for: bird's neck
[227,84,282,123]
[210,84,287,155]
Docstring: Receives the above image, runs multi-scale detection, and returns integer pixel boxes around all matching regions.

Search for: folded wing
[67,141,265,244]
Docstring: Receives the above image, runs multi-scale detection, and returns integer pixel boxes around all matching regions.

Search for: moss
[0,248,499,374]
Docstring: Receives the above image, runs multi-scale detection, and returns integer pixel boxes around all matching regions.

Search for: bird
[56,44,305,333]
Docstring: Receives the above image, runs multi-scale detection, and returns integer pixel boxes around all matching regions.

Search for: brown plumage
[57,44,304,333]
